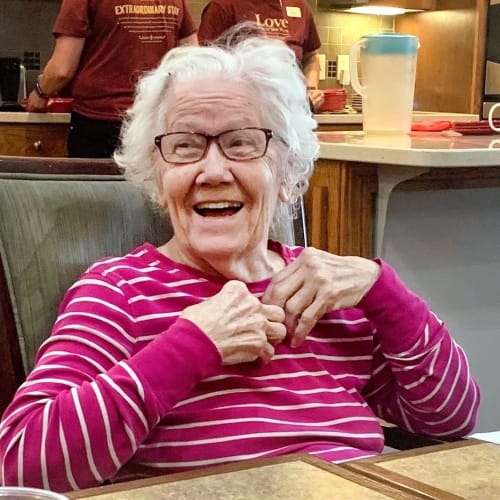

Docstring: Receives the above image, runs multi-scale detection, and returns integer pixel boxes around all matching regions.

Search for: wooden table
[342,439,500,499]
[65,453,420,499]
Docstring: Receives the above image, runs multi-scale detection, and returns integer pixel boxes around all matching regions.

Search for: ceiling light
[347,6,417,15]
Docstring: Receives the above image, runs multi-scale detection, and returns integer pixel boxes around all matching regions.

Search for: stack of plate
[351,93,363,113]
[317,88,347,113]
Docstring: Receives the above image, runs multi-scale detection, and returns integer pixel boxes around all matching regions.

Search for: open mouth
[194,201,243,217]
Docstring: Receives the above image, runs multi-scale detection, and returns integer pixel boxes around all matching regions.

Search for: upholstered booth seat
[0,156,448,453]
[0,157,297,416]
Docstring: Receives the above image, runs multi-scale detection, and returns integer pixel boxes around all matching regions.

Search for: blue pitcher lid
[361,32,419,54]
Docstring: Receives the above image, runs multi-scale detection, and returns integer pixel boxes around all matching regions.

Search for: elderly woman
[0,26,479,492]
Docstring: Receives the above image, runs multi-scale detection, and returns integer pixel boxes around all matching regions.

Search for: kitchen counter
[307,131,500,257]
[314,111,479,125]
[0,111,70,124]
[0,111,478,126]
[317,130,500,167]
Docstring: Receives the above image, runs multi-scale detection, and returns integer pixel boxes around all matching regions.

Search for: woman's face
[155,77,286,266]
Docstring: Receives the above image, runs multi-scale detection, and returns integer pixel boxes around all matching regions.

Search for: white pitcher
[350,33,419,135]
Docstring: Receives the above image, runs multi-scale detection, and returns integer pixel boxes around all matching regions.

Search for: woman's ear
[278,184,290,203]
[154,160,168,210]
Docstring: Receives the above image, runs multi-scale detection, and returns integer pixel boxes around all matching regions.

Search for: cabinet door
[0,123,69,157]
[304,159,377,258]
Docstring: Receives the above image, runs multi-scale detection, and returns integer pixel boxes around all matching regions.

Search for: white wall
[381,187,500,433]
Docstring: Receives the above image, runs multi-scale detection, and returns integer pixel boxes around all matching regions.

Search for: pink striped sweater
[0,241,479,492]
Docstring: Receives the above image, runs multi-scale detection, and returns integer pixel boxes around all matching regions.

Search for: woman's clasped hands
[181,248,381,365]
[263,247,381,348]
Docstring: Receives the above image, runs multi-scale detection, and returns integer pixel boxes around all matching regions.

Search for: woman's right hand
[180,280,286,365]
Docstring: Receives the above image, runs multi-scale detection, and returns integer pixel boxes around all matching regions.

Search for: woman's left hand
[261,247,380,347]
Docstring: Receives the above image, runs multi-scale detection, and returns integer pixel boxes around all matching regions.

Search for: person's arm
[198,2,234,45]
[358,261,480,438]
[302,50,324,112]
[0,274,284,491]
[262,249,480,438]
[178,32,199,46]
[0,274,220,491]
[26,35,84,112]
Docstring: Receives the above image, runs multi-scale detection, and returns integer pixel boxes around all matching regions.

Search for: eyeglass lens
[158,128,270,164]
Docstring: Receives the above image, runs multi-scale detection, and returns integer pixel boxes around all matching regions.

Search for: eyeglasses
[154,127,274,164]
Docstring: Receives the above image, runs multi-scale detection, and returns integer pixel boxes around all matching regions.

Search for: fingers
[259,342,275,365]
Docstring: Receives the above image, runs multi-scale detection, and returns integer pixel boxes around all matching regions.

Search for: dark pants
[68,112,122,158]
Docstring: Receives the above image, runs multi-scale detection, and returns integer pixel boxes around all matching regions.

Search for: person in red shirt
[198,0,324,112]
[26,0,198,158]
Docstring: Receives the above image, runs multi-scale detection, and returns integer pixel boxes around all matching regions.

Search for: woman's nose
[196,142,234,184]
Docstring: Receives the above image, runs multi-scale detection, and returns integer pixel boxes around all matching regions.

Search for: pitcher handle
[488,103,500,133]
[19,64,27,101]
[349,39,366,98]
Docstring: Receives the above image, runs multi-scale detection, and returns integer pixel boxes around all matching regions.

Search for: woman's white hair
[114,23,319,224]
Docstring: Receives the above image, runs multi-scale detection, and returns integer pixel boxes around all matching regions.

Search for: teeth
[195,201,242,210]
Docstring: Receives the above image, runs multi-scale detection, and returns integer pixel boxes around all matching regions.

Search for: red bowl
[47,98,74,113]
[318,88,347,113]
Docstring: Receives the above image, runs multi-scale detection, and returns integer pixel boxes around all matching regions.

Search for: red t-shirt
[53,0,197,120]
[198,0,321,62]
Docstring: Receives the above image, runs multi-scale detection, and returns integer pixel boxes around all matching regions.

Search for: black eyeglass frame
[154,127,274,164]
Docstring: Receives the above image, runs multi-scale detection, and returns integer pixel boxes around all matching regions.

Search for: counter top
[0,111,478,126]
[0,111,70,124]
[314,111,479,125]
[317,131,500,167]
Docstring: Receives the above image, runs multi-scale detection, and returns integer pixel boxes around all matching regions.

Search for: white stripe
[67,278,122,295]
[129,291,189,304]
[38,351,107,374]
[423,323,430,347]
[102,264,159,276]
[204,370,330,383]
[272,352,371,362]
[100,374,148,431]
[397,398,414,433]
[204,401,367,412]
[0,428,24,485]
[124,423,138,454]
[58,421,79,490]
[40,402,52,490]
[120,362,145,401]
[0,401,47,430]
[136,311,182,322]
[138,444,306,469]
[55,311,136,344]
[145,429,383,447]
[17,429,25,486]
[55,324,131,357]
[317,317,370,325]
[403,342,441,390]
[175,386,348,408]
[20,378,80,390]
[408,344,454,405]
[90,384,121,469]
[87,255,127,272]
[157,415,376,432]
[40,335,120,364]
[71,387,103,482]
[307,335,373,343]
[67,297,134,322]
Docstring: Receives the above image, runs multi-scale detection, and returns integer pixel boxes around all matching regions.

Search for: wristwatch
[34,76,51,99]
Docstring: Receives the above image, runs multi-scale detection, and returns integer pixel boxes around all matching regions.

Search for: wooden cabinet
[304,160,500,259]
[304,159,378,258]
[395,0,487,114]
[316,123,362,132]
[0,123,69,157]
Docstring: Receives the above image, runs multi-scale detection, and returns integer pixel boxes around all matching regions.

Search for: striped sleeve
[359,260,480,437]
[0,273,221,492]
